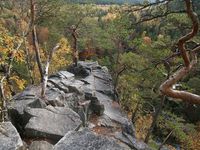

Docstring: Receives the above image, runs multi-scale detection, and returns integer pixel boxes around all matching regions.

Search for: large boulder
[0,122,23,150]
[8,93,47,134]
[54,129,129,150]
[24,106,82,141]
[8,86,44,116]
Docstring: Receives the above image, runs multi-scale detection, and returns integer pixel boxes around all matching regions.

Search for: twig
[158,130,173,150]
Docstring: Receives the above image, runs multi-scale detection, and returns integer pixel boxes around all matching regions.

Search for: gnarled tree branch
[160,0,200,105]
[177,0,199,67]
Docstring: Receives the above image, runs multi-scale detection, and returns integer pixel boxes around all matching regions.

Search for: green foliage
[187,77,200,93]
[157,111,196,145]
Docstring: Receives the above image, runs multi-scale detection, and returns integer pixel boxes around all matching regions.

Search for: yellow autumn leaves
[49,37,72,74]
[0,20,74,98]
[0,26,25,98]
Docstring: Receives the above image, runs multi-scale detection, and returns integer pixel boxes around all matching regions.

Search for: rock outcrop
[3,61,150,150]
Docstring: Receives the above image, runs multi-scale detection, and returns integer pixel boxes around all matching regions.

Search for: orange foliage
[143,36,152,45]
[0,26,26,97]
[49,38,72,74]
[79,49,96,60]
[103,12,117,21]
[135,114,153,140]
[184,123,200,150]
[37,27,49,44]
[16,19,29,34]
[27,26,49,45]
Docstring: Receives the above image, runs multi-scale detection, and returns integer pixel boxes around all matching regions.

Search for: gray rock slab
[48,77,84,95]
[63,93,81,109]
[58,71,74,80]
[45,89,65,106]
[98,115,116,128]
[8,99,35,115]
[8,98,47,133]
[29,141,53,150]
[54,129,128,150]
[48,78,69,93]
[12,86,41,100]
[49,71,74,80]
[24,106,82,141]
[94,92,128,125]
[0,122,23,150]
[82,75,113,96]
[114,132,151,150]
[27,98,47,109]
[61,80,84,95]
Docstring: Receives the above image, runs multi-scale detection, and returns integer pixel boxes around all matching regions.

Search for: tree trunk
[41,45,60,98]
[160,61,200,105]
[32,25,44,82]
[0,77,7,122]
[144,95,166,143]
[72,31,78,66]
[23,35,34,84]
[30,0,43,82]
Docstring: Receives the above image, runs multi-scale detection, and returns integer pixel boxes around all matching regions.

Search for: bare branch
[135,10,185,25]
[127,0,173,12]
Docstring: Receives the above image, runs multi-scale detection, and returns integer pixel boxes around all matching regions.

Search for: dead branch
[70,25,79,66]
[158,130,174,150]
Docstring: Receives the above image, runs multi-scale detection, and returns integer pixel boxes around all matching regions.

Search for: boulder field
[0,61,150,150]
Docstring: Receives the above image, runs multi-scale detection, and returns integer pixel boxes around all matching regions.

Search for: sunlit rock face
[54,129,128,150]
[5,61,149,150]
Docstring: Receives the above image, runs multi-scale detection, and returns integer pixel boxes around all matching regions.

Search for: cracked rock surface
[4,61,150,150]
[0,122,23,150]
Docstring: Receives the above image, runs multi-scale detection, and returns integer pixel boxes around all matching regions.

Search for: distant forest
[65,0,154,4]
